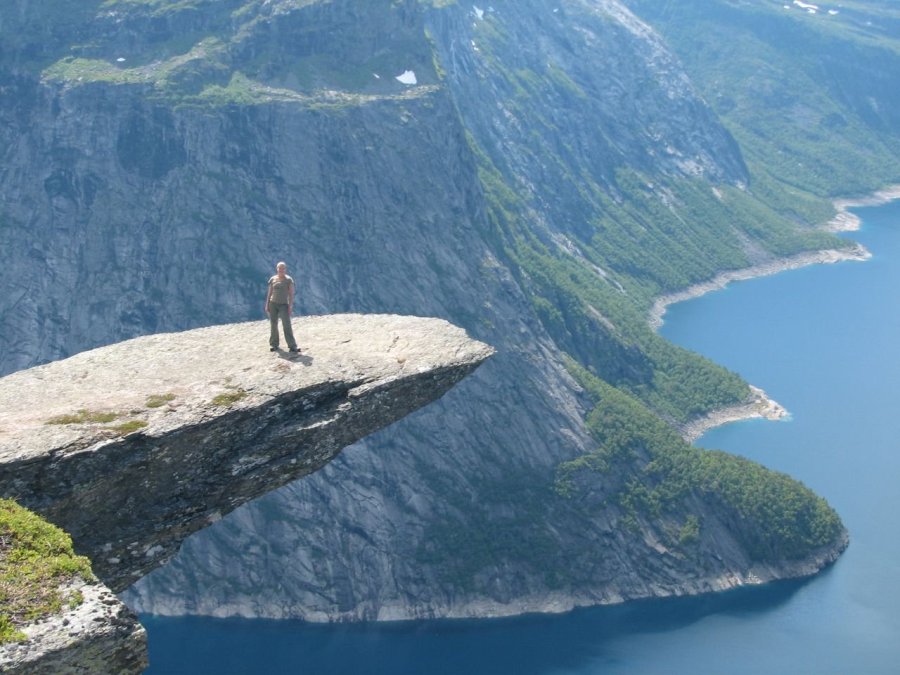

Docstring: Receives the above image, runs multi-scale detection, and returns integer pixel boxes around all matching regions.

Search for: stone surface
[0,314,493,592]
[0,580,148,675]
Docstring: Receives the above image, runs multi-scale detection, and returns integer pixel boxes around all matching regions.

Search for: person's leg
[269,306,280,348]
[281,307,298,350]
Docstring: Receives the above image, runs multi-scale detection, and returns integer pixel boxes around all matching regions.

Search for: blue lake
[142,200,900,674]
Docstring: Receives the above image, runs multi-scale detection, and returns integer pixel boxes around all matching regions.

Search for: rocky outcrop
[0,314,492,670]
[0,580,148,675]
[1,0,603,623]
[0,314,492,590]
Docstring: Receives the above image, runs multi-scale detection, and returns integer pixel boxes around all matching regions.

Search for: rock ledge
[0,314,492,673]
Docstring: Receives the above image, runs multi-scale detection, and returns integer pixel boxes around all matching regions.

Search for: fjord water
[142,200,900,674]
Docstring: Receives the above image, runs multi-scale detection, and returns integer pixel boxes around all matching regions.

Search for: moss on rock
[0,499,94,644]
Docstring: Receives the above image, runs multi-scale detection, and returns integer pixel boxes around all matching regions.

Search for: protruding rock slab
[0,314,493,592]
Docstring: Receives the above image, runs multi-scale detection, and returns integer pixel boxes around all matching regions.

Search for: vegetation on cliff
[0,499,93,644]
[409,0,859,588]
[556,363,844,562]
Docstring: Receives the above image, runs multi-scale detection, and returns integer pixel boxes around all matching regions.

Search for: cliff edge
[0,313,493,673]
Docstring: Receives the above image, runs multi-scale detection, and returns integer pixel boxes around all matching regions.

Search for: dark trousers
[269,303,297,349]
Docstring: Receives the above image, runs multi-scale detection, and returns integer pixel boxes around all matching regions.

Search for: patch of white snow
[395,70,417,85]
[473,5,484,20]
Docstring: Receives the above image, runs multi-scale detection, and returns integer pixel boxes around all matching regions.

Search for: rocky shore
[654,185,900,441]
[0,580,147,674]
[648,244,870,332]
[678,385,789,443]
[829,184,900,232]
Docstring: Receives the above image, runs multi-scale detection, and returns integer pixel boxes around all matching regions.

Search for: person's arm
[264,279,271,315]
[287,278,295,316]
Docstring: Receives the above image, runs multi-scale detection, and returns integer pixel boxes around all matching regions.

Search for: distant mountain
[4,0,895,621]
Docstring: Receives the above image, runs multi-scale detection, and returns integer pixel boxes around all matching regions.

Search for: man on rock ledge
[265,261,299,353]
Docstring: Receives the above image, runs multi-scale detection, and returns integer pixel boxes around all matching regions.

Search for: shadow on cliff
[140,572,827,674]
[274,350,313,367]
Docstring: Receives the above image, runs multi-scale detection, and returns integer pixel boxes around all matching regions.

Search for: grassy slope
[30,0,440,107]
[468,147,849,570]
[557,362,843,561]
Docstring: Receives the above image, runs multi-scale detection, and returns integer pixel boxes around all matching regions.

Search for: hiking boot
[270,346,278,352]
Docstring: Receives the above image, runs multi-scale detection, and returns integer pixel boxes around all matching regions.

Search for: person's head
[276,261,287,276]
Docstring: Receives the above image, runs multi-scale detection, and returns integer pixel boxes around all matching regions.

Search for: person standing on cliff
[265,261,299,353]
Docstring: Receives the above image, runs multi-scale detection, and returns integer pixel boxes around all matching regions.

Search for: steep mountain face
[623,0,900,198]
[1,0,853,622]
[429,1,749,190]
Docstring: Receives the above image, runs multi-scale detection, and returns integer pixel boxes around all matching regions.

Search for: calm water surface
[143,201,900,674]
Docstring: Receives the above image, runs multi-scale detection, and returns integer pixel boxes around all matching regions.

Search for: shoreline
[647,245,870,332]
[654,184,900,441]
[828,184,900,232]
[678,385,789,443]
